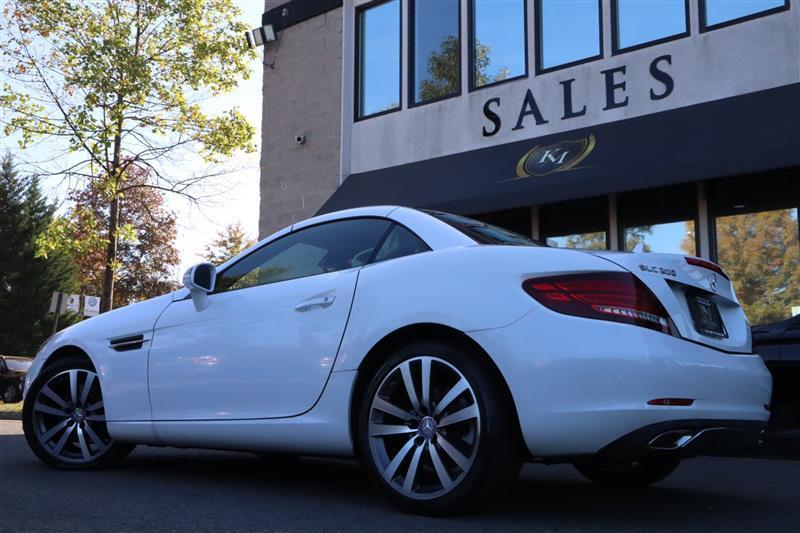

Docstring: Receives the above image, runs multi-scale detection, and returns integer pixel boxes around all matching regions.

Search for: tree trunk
[101,125,124,313]
[101,196,119,313]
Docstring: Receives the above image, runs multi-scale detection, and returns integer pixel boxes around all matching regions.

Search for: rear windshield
[424,210,542,247]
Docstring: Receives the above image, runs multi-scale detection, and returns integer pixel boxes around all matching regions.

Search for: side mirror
[183,263,217,311]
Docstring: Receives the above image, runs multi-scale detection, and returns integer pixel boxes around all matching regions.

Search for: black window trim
[610,0,691,56]
[699,0,790,33]
[354,0,403,122]
[535,0,604,76]
[408,0,463,108]
[467,0,529,93]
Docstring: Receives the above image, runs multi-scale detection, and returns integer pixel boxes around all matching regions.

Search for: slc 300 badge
[638,264,677,277]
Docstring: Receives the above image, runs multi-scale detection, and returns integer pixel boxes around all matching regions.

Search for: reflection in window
[625,221,696,255]
[615,0,687,50]
[356,0,401,118]
[704,0,787,27]
[715,208,800,324]
[472,0,526,88]
[547,232,607,250]
[539,0,601,70]
[412,0,460,103]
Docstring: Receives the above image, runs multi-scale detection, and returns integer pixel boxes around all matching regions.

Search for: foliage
[0,153,79,355]
[39,164,181,307]
[419,36,507,101]
[203,222,255,265]
[713,210,800,325]
[0,0,256,310]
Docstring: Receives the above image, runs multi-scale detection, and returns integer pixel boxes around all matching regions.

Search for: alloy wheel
[367,356,481,500]
[30,369,111,464]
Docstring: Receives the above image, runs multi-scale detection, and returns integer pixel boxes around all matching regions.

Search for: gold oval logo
[515,134,596,178]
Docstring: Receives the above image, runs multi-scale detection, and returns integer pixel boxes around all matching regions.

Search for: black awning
[319,83,800,215]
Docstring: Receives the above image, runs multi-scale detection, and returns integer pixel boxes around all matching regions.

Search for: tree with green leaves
[52,164,181,307]
[0,0,256,311]
[203,221,255,265]
[711,210,800,325]
[0,153,79,354]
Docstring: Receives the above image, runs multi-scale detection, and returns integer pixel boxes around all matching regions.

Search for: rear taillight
[522,272,671,334]
[684,256,729,280]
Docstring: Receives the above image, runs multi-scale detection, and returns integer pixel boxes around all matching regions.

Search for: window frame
[354,0,403,122]
[611,0,690,56]
[408,0,463,108]
[534,0,604,76]
[467,0,529,92]
[699,0,790,33]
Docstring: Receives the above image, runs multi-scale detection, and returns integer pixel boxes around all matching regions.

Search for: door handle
[295,295,335,312]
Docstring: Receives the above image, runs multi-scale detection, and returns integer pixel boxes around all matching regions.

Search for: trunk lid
[585,250,751,353]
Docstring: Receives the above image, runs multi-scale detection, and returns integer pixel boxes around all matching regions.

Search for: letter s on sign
[482,97,501,137]
[650,55,674,101]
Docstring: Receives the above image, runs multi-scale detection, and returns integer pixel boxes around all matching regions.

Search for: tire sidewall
[357,339,518,514]
[23,355,131,470]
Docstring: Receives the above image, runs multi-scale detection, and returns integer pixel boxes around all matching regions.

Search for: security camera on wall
[294,134,306,145]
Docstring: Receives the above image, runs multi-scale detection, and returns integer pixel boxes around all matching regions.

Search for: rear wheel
[573,455,681,488]
[357,340,521,514]
[23,356,135,470]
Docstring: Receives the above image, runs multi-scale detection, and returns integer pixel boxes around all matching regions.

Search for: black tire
[23,355,135,470]
[573,455,681,488]
[357,339,522,515]
[3,382,21,404]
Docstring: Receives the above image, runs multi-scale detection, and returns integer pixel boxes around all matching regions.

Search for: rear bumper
[599,419,767,459]
[470,308,772,458]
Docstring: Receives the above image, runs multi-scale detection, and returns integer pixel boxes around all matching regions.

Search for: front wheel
[573,455,681,488]
[357,340,521,514]
[23,356,135,470]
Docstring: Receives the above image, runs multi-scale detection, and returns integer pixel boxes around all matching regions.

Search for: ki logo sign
[514,134,596,178]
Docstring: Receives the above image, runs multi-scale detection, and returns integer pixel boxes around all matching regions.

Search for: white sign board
[65,294,81,313]
[84,295,101,317]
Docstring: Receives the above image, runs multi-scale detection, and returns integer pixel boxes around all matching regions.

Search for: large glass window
[702,0,788,30]
[356,0,401,119]
[614,0,688,52]
[538,0,602,72]
[619,184,697,255]
[471,0,527,89]
[411,0,460,104]
[711,171,800,325]
[540,197,608,249]
[215,218,392,292]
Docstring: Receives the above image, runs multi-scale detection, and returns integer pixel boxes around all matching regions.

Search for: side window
[373,224,430,263]
[215,218,391,293]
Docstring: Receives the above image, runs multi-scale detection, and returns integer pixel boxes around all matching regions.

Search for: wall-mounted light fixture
[245,24,277,49]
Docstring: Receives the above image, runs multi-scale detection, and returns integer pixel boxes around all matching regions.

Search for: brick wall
[259,1,343,238]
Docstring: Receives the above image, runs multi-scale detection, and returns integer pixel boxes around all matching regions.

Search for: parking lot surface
[2,420,799,532]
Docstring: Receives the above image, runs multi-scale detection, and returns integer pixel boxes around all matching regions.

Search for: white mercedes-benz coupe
[23,206,771,513]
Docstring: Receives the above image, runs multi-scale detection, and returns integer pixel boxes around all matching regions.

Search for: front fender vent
[109,334,146,352]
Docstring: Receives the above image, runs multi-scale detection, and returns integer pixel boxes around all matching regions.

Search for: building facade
[259,0,800,323]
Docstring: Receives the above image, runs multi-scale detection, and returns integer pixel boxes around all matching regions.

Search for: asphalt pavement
[2,419,799,532]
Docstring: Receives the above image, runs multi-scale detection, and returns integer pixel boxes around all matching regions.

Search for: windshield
[424,210,542,247]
